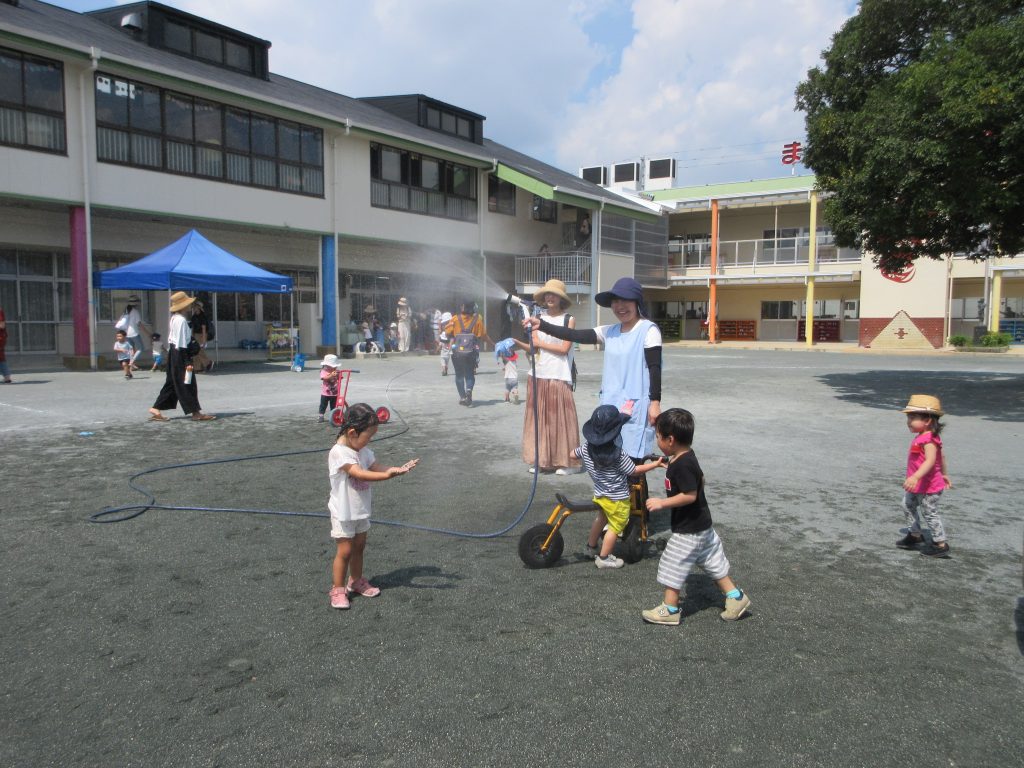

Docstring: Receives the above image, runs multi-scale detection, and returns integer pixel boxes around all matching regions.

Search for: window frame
[0,46,67,155]
[94,72,324,197]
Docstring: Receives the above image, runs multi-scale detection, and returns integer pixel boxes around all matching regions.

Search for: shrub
[948,335,968,347]
[978,331,1012,347]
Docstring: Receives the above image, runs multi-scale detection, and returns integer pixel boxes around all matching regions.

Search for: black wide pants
[151,347,200,415]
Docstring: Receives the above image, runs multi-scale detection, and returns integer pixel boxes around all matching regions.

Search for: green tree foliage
[796,0,1024,271]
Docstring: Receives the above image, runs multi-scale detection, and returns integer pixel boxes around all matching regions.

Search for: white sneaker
[527,467,536,474]
[555,467,582,476]
[595,554,624,570]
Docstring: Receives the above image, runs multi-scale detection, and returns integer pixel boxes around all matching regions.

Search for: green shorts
[593,496,630,534]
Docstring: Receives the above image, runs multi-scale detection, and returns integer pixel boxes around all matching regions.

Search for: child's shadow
[678,573,750,620]
[373,564,462,591]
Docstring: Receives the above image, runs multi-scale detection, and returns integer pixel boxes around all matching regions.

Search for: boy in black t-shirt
[641,408,751,626]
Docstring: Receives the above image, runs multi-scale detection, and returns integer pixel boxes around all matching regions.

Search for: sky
[50,0,858,187]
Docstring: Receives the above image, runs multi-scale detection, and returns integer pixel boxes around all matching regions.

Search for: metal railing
[515,250,593,287]
[668,236,860,271]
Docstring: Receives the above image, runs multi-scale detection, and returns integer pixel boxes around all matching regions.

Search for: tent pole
[212,293,219,364]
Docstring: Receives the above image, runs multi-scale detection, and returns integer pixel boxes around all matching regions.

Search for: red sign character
[782,141,803,165]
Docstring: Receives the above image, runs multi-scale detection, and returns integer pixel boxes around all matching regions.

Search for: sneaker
[347,577,381,597]
[512,391,520,404]
[329,586,350,609]
[896,533,923,549]
[527,466,536,474]
[555,467,582,476]
[595,554,624,570]
[317,415,325,423]
[720,592,751,621]
[920,542,951,558]
[642,603,682,625]
[583,544,599,560]
[458,396,467,406]
[465,391,472,406]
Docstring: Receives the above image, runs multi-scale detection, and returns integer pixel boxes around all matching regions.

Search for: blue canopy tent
[94,229,295,361]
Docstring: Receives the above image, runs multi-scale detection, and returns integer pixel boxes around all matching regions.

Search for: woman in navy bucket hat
[524,276,663,467]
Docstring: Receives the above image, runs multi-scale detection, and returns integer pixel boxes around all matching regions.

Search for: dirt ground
[1,348,1022,767]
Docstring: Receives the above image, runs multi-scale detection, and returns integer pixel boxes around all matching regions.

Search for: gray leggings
[903,491,947,543]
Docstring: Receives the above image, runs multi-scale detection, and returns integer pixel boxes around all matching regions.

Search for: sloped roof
[0,0,651,215]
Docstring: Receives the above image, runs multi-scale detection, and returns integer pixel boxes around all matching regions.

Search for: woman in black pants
[147,291,216,422]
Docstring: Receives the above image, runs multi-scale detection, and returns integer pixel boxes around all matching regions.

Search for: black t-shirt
[665,450,713,534]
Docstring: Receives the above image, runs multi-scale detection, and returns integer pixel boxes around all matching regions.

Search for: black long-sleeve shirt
[536,319,662,402]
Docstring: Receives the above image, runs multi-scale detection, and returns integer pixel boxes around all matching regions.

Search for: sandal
[191,413,216,421]
[148,412,169,422]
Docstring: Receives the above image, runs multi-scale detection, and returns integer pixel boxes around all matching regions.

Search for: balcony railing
[515,250,593,288]
[668,236,860,272]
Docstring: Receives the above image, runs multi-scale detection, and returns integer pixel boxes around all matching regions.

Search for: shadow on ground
[818,370,1024,421]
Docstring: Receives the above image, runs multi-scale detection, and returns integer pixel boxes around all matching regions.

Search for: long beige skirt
[521,377,581,470]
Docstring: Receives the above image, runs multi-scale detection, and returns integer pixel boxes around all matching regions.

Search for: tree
[796,0,1024,272]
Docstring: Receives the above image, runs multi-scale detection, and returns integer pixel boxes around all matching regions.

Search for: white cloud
[59,0,854,183]
[555,0,855,183]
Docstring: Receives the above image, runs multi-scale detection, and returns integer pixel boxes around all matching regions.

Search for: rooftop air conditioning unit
[580,166,607,186]
[644,157,676,190]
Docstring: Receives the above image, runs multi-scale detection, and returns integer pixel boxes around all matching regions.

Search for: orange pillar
[708,199,719,344]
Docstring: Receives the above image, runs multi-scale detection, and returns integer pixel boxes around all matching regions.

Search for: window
[369,142,478,221]
[421,102,476,142]
[761,301,798,320]
[648,158,675,179]
[580,166,607,185]
[158,16,258,76]
[532,196,557,223]
[0,47,66,154]
[95,73,324,196]
[488,176,516,215]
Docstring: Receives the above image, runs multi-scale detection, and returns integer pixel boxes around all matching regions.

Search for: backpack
[451,315,479,361]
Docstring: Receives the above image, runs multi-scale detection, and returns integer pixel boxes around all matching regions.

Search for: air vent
[120,12,143,31]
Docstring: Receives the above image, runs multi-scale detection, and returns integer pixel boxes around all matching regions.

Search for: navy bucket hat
[582,404,631,446]
[594,277,646,316]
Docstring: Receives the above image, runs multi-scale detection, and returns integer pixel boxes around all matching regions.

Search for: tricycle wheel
[620,518,647,564]
[329,405,347,427]
[376,406,391,423]
[518,524,564,568]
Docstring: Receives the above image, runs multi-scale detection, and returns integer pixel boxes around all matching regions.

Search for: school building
[0,0,660,366]
[624,175,1023,349]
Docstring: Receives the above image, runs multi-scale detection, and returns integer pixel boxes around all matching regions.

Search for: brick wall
[861,315,944,349]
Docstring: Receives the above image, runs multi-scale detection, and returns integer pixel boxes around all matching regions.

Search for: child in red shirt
[896,394,952,558]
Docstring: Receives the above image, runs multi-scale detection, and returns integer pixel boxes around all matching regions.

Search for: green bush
[948,335,968,347]
[978,332,1012,347]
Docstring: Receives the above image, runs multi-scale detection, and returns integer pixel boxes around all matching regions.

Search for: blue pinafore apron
[600,319,654,458]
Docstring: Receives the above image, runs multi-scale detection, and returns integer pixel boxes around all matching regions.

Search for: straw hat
[363,304,377,314]
[320,354,341,368]
[901,394,944,416]
[127,294,141,305]
[169,291,196,313]
[533,279,572,306]
[397,297,409,307]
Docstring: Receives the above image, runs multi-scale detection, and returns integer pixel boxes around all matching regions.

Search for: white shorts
[331,517,370,539]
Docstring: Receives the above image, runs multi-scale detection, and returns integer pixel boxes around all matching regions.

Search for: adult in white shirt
[514,279,581,475]
[147,291,215,422]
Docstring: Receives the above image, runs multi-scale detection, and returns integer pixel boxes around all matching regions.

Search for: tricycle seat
[554,493,600,513]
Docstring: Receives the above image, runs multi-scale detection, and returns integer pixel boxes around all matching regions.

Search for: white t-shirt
[328,443,375,523]
[534,311,574,382]
[168,312,191,349]
[593,322,662,348]
[124,307,143,337]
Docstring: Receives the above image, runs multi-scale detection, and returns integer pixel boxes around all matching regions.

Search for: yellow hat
[901,394,944,416]
[169,291,196,313]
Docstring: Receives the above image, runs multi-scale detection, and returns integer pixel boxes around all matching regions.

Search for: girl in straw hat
[897,394,951,557]
[147,291,215,422]
[514,279,581,475]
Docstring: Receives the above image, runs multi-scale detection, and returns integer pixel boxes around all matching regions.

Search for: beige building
[634,175,1023,349]
[0,0,658,365]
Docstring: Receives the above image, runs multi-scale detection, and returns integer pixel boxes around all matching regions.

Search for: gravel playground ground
[2,347,1023,767]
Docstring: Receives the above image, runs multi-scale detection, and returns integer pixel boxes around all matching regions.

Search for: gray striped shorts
[657,528,731,590]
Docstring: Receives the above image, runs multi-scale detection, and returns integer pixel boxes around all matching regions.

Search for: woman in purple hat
[524,276,662,462]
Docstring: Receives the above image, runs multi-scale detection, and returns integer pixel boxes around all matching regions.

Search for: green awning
[496,163,659,223]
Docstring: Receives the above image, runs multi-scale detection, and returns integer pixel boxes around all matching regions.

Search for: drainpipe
[81,48,100,369]
[591,201,603,328]
[708,199,719,344]
[479,161,496,330]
